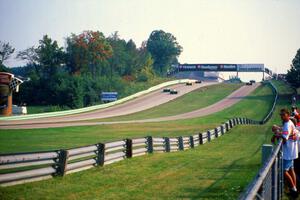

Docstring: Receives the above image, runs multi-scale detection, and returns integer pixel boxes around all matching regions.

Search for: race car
[170,89,178,94]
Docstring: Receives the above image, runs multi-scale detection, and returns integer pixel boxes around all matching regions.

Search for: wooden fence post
[126,139,133,158]
[146,136,153,153]
[214,128,218,138]
[96,143,105,166]
[207,130,211,142]
[221,125,225,135]
[57,149,69,176]
[178,136,184,150]
[189,136,194,148]
[164,137,170,152]
[229,119,233,128]
[199,133,203,145]
[225,122,229,131]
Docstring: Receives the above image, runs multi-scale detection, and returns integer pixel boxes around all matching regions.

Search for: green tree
[17,35,65,78]
[0,41,14,69]
[287,48,300,87]
[146,30,182,74]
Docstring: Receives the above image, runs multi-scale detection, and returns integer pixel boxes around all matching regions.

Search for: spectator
[272,109,298,193]
[292,95,297,106]
[291,106,299,117]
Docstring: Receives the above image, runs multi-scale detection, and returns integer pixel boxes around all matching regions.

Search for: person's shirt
[295,125,300,153]
[282,120,298,160]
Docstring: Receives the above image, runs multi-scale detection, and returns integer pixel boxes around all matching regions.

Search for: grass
[0,80,292,200]
[88,83,243,121]
[0,83,273,153]
[27,105,70,114]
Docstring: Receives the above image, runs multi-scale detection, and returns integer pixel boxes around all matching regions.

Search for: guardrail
[239,81,285,200]
[0,81,279,188]
[239,141,283,200]
[0,79,195,121]
[0,117,254,187]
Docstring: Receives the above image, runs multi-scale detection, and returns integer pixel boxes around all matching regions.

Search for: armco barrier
[0,79,195,121]
[0,117,254,187]
[0,81,278,187]
[239,141,283,200]
[239,81,286,200]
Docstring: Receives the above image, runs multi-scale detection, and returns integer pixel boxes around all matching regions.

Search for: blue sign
[101,92,118,102]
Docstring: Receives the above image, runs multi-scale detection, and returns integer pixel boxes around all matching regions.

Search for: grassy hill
[0,80,292,200]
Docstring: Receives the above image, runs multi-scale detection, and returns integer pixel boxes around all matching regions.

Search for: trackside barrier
[239,141,283,200]
[0,79,196,121]
[240,81,285,200]
[0,81,278,187]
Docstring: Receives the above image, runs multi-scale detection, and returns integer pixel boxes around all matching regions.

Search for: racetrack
[0,82,260,129]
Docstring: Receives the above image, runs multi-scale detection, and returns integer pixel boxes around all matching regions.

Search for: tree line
[0,30,182,108]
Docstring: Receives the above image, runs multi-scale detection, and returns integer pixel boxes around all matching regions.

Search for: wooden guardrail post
[189,136,194,148]
[229,119,233,128]
[96,143,105,166]
[164,137,170,152]
[178,136,184,150]
[146,136,153,153]
[221,125,225,135]
[57,149,69,176]
[207,130,211,142]
[214,128,218,138]
[225,122,229,131]
[199,133,203,145]
[126,139,133,158]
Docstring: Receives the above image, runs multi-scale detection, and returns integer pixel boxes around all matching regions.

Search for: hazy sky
[1,0,300,73]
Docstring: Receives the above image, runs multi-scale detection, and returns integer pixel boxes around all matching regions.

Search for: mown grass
[27,105,71,114]
[88,83,242,121]
[0,83,272,153]
[0,80,292,200]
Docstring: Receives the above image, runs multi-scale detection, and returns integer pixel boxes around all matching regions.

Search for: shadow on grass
[177,126,271,199]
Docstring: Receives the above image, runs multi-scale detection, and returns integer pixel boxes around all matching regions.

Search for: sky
[1,0,300,74]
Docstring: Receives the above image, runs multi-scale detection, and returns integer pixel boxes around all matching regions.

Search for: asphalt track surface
[0,82,218,129]
[0,82,260,129]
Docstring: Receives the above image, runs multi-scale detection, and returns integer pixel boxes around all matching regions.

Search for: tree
[16,46,40,75]
[17,35,65,78]
[36,35,65,77]
[0,41,15,66]
[66,31,113,76]
[146,30,182,74]
[287,48,300,87]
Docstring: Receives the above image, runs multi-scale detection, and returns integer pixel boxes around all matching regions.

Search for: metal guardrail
[0,118,249,187]
[240,80,284,200]
[239,141,283,200]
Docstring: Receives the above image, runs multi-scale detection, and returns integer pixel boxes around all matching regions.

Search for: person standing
[273,109,298,193]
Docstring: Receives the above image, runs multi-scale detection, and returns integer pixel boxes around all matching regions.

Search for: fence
[239,81,284,200]
[0,81,279,187]
[0,117,253,187]
[239,141,284,200]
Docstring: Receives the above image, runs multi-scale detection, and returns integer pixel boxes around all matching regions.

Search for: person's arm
[281,123,290,143]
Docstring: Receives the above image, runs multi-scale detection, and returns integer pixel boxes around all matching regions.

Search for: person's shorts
[283,159,294,171]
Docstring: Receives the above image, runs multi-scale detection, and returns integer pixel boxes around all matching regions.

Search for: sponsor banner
[177,64,263,72]
[237,64,264,72]
[101,92,118,102]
